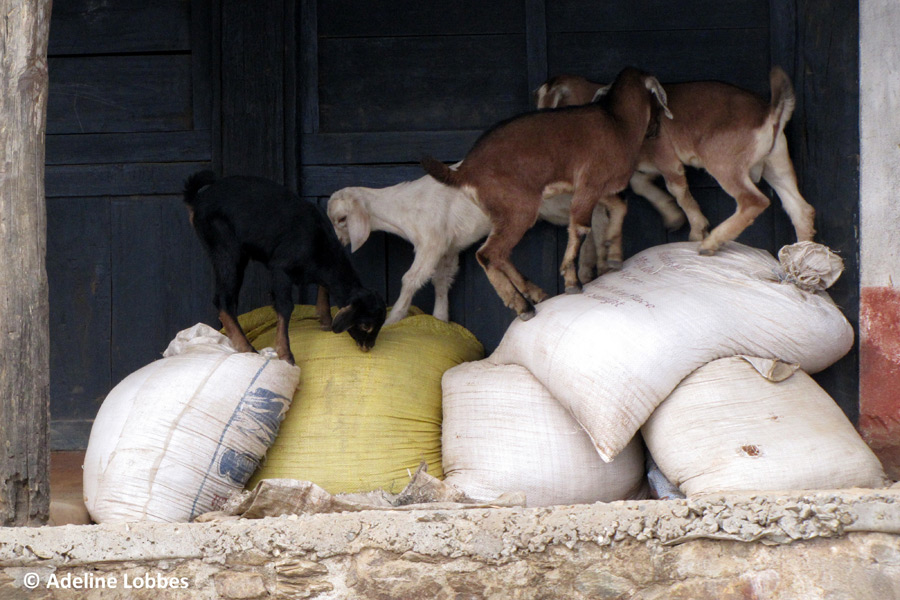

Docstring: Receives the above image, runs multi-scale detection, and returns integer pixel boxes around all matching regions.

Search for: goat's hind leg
[271,270,296,365]
[212,250,255,354]
[385,247,444,326]
[762,132,816,242]
[476,217,545,320]
[563,190,603,292]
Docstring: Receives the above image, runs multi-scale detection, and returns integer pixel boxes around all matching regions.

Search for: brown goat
[536,76,687,236]
[535,69,815,254]
[423,67,671,319]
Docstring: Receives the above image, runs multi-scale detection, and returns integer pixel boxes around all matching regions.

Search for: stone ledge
[1,489,899,599]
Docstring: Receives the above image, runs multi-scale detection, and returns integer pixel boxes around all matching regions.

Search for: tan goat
[535,68,815,254]
[423,67,671,319]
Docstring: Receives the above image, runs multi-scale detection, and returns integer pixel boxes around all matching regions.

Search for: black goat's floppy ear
[332,305,357,333]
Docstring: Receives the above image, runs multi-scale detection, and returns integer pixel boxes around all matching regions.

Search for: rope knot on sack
[774,241,844,292]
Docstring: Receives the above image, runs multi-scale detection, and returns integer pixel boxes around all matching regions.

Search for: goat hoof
[565,284,582,295]
[698,247,716,256]
[606,260,623,270]
[518,309,536,321]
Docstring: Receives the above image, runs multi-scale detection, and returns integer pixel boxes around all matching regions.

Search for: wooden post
[0,0,52,526]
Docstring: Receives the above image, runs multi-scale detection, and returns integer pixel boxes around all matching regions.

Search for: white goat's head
[326,188,371,252]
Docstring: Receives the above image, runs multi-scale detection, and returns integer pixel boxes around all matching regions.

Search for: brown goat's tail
[421,156,464,188]
[769,66,796,136]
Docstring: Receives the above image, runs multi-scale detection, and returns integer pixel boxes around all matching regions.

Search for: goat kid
[184,170,386,364]
[536,68,815,255]
[328,172,605,325]
[422,67,672,319]
[535,76,687,236]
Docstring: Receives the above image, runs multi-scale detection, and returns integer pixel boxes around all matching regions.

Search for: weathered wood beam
[0,0,52,526]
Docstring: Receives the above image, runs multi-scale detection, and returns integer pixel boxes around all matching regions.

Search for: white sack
[441,361,647,506]
[83,324,300,523]
[490,242,854,462]
[642,356,888,495]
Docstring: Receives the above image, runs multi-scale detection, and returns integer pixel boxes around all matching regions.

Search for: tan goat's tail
[769,66,796,136]
[421,156,464,188]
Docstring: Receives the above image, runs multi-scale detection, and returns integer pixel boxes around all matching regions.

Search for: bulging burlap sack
[244,305,483,494]
[490,242,853,462]
[442,361,647,506]
[643,356,888,495]
[83,324,300,523]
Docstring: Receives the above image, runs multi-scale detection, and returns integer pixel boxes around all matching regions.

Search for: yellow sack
[240,305,483,494]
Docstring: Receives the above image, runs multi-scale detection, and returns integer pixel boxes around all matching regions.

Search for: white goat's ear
[645,76,673,119]
[591,84,612,102]
[346,202,371,253]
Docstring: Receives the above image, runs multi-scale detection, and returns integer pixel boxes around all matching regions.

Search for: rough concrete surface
[1,489,899,599]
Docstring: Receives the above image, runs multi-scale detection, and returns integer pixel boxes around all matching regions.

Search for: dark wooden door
[44,0,860,448]
[293,0,860,420]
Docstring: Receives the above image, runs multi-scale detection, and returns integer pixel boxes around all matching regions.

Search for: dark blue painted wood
[47,55,194,134]
[317,34,529,133]
[48,0,190,55]
[46,0,862,449]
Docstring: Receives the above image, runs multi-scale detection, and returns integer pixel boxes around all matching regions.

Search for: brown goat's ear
[591,84,612,102]
[645,76,673,119]
[332,305,357,333]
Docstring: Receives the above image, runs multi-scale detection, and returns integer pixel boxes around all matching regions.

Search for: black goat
[183,170,386,364]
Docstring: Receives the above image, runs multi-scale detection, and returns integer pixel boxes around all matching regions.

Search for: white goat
[328,168,602,325]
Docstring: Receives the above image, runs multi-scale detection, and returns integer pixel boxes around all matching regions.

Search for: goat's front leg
[700,174,770,255]
[629,171,686,231]
[271,270,296,365]
[578,204,611,284]
[385,246,445,326]
[659,163,709,241]
[598,193,627,270]
[315,286,332,331]
[431,251,460,322]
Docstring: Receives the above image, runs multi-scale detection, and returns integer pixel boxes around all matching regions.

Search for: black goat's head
[331,289,387,352]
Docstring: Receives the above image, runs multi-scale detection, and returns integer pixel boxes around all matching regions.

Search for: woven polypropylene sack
[244,305,484,494]
[442,361,647,506]
[642,356,888,495]
[83,324,300,523]
[490,242,854,462]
